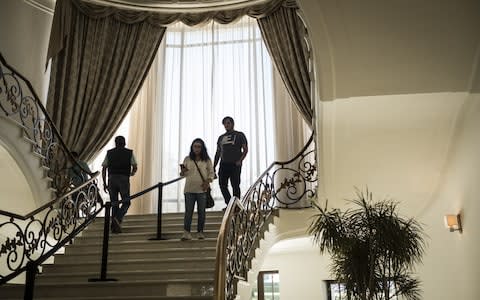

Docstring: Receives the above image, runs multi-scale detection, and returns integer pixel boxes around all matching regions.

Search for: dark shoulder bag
[193,160,215,209]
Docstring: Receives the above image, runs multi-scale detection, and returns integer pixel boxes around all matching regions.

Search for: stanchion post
[24,261,37,300]
[88,201,117,282]
[149,183,167,240]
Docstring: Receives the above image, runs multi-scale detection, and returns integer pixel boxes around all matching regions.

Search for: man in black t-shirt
[102,136,138,233]
[214,117,248,207]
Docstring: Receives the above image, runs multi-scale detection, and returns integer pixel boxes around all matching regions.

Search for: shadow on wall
[0,141,36,215]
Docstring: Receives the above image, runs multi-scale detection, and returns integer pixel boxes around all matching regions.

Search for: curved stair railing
[0,52,103,290]
[0,178,102,285]
[214,134,317,300]
[0,52,85,197]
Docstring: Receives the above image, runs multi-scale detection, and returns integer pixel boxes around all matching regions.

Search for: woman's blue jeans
[184,192,207,232]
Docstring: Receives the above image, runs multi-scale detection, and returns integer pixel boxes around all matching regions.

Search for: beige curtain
[127,40,167,215]
[46,0,166,161]
[272,65,311,161]
[257,6,313,127]
[272,62,313,208]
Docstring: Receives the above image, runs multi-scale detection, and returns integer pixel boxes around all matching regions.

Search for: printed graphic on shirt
[220,134,236,146]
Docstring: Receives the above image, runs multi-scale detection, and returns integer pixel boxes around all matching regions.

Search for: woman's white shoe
[181,231,192,241]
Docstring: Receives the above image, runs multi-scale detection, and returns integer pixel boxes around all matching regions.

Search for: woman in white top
[179,138,214,240]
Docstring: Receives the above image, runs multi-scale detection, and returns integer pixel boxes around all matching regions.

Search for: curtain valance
[47,0,297,64]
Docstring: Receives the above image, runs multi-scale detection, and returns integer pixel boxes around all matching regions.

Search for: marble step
[2,293,213,300]
[83,222,222,235]
[36,268,215,284]
[65,238,218,253]
[34,297,212,300]
[54,247,217,264]
[42,257,216,273]
[110,212,224,222]
[73,230,219,244]
[0,279,214,299]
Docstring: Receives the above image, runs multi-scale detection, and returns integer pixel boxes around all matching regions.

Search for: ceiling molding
[23,0,277,14]
[85,0,271,12]
[23,0,55,15]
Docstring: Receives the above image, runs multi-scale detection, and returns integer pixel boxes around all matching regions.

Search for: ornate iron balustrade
[0,52,86,196]
[0,52,104,285]
[0,177,103,284]
[214,134,317,300]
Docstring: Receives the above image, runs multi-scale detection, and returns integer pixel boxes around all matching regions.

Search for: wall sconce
[444,214,462,233]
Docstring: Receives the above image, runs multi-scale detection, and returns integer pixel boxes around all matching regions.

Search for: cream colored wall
[260,239,331,300]
[0,0,53,213]
[318,92,468,217]
[417,93,480,299]
[0,0,53,104]
[0,144,35,214]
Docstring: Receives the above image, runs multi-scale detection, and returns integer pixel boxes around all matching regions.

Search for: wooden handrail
[214,197,244,300]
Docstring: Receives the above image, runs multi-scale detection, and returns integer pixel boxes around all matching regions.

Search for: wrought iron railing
[0,177,103,286]
[0,52,103,296]
[0,52,89,196]
[214,134,317,300]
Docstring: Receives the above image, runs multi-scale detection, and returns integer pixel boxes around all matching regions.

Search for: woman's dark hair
[189,138,210,161]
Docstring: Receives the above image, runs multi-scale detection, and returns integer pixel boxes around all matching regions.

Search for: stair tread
[38,268,215,277]
[71,238,218,245]
[107,212,225,219]
[80,229,219,235]
[86,223,222,229]
[6,296,212,300]
[4,278,213,287]
[63,247,216,255]
[45,256,216,265]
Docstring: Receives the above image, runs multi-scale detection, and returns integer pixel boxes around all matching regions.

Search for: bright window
[160,17,275,211]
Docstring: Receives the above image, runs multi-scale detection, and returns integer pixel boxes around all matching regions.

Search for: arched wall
[0,121,45,214]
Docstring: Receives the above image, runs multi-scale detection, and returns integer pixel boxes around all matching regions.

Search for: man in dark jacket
[102,136,137,233]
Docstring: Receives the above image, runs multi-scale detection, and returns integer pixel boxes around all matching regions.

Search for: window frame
[258,270,280,300]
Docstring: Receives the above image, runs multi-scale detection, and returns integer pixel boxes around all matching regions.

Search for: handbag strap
[193,159,207,182]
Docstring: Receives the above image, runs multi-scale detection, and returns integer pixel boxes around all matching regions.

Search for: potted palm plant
[308,188,427,300]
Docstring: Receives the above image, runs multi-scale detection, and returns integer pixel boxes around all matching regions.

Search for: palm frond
[309,188,427,300]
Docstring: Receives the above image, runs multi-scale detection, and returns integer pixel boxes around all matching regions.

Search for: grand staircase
[0,211,224,299]
[1,51,317,300]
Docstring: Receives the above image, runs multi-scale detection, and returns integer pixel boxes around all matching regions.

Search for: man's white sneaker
[181,231,192,241]
[197,232,205,239]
